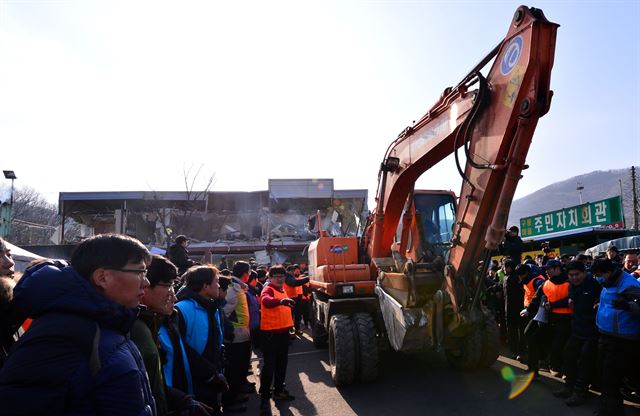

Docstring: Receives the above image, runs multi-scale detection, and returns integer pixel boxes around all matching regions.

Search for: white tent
[5,241,43,273]
[584,235,640,258]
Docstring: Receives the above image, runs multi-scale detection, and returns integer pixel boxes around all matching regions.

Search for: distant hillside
[508,167,640,227]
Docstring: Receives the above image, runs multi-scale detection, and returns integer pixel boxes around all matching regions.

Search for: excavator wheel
[311,299,328,348]
[445,325,482,370]
[353,312,379,382]
[329,314,356,386]
[478,313,500,368]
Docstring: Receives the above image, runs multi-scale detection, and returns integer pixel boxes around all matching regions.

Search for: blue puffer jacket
[0,261,156,416]
[247,286,261,331]
[597,270,640,340]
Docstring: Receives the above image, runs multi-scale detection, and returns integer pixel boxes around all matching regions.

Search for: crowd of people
[1,227,640,415]
[484,226,640,415]
[0,234,312,416]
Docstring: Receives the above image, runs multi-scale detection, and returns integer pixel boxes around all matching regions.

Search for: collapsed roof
[58,179,368,255]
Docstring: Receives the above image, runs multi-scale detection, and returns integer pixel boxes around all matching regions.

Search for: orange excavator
[308,5,559,385]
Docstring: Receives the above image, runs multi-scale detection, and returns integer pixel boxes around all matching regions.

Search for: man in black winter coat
[168,235,196,276]
[501,226,524,264]
[552,261,601,407]
[502,259,525,358]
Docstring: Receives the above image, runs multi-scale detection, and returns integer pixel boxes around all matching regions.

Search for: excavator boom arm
[366,6,558,285]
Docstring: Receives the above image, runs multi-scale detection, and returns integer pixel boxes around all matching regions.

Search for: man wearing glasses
[259,265,296,415]
[0,234,157,415]
[132,255,213,416]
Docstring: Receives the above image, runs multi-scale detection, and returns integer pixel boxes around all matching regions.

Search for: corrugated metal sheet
[269,179,334,199]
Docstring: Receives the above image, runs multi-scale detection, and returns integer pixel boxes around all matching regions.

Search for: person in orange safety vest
[284,265,309,336]
[516,263,547,376]
[259,265,296,415]
[540,259,572,375]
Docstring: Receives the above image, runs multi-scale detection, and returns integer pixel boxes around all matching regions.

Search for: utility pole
[619,179,626,227]
[576,182,584,204]
[632,166,639,230]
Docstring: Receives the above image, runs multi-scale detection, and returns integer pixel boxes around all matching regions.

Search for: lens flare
[501,366,515,382]
[501,366,535,400]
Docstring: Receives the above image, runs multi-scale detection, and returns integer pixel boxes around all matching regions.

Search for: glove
[612,299,631,311]
[180,396,213,416]
[519,309,529,318]
[280,298,295,307]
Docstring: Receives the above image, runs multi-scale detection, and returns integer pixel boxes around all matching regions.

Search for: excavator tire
[353,312,378,382]
[479,313,500,368]
[329,314,356,386]
[311,300,328,348]
[445,325,482,370]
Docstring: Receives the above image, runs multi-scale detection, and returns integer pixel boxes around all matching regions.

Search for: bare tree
[148,164,215,248]
[0,185,81,245]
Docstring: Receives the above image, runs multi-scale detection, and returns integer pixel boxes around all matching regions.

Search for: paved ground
[234,330,640,416]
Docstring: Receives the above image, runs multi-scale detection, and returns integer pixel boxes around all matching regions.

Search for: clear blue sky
[1,1,638,206]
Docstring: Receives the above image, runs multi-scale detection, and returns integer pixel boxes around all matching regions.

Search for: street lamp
[3,171,17,205]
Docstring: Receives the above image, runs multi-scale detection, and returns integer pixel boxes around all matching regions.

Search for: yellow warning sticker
[503,66,525,108]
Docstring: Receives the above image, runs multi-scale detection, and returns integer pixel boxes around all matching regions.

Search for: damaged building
[58,179,368,264]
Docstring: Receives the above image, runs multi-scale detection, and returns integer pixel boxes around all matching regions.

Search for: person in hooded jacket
[131,255,213,416]
[0,234,156,416]
[592,258,640,416]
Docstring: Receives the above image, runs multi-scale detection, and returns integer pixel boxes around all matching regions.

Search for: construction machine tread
[329,314,356,386]
[353,312,379,382]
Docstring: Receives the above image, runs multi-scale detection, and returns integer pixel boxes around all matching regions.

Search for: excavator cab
[394,190,456,264]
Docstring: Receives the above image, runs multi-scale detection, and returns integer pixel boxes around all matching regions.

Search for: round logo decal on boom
[500,35,523,75]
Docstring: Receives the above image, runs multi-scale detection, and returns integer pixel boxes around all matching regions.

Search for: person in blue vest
[132,255,213,416]
[592,258,640,416]
[0,234,156,415]
[176,266,236,413]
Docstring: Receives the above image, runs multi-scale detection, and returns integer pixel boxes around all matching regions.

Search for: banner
[520,196,624,238]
